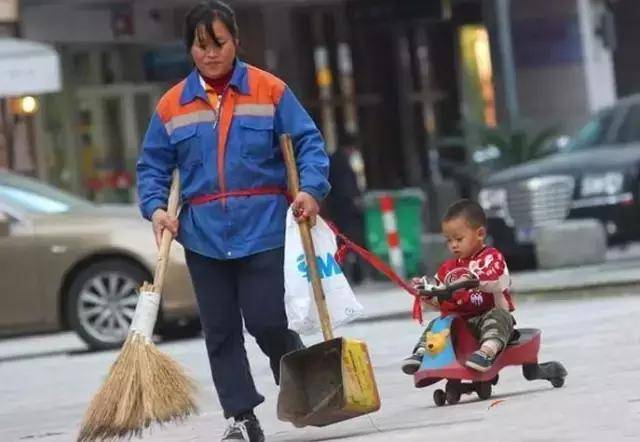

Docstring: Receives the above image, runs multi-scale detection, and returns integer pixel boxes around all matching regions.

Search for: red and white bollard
[379,194,405,278]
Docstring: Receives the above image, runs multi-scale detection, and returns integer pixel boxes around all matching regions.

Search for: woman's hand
[292,191,320,225]
[151,208,179,248]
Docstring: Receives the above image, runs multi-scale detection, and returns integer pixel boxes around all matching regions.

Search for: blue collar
[180,58,250,105]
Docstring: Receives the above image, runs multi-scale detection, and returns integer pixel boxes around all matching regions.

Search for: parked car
[478,94,640,268]
[0,171,199,349]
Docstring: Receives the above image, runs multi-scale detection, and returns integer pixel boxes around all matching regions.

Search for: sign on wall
[0,39,61,96]
[512,16,584,68]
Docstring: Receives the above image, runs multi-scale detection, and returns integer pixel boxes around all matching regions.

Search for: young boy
[402,199,515,374]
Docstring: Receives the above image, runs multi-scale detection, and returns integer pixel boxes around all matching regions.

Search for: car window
[614,103,640,144]
[565,108,616,151]
[0,173,93,214]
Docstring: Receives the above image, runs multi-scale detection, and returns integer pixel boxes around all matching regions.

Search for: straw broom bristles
[77,282,198,441]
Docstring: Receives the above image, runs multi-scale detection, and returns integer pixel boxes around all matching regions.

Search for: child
[402,199,515,374]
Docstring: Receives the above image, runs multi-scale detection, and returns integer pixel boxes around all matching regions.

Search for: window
[614,103,640,144]
[0,173,93,214]
[565,108,616,151]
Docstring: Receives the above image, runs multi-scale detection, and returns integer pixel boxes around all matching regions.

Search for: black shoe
[221,416,265,442]
[401,353,423,375]
[465,349,495,373]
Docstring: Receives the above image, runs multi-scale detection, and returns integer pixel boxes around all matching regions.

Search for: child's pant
[414,308,515,352]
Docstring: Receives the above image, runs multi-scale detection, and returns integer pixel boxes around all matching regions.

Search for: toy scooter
[414,278,567,406]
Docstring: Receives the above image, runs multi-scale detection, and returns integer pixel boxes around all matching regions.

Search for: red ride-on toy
[413,279,567,406]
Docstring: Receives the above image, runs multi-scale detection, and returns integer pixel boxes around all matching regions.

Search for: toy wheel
[522,363,538,381]
[476,382,492,400]
[551,377,565,388]
[445,388,461,405]
[433,389,446,406]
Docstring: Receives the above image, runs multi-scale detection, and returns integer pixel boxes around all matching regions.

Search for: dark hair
[184,1,239,50]
[443,199,487,228]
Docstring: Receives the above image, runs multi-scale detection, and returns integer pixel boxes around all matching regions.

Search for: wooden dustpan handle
[280,134,334,341]
[153,169,180,294]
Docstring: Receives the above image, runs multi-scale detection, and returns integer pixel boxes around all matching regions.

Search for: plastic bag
[284,208,364,335]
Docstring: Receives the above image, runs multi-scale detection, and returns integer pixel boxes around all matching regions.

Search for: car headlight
[478,188,507,211]
[580,172,624,197]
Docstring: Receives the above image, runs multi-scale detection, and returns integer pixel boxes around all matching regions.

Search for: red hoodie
[435,246,515,319]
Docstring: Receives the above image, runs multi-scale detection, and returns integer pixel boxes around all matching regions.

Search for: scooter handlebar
[419,278,480,302]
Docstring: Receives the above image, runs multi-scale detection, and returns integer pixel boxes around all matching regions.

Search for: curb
[354,280,640,324]
[354,311,411,324]
[513,279,640,295]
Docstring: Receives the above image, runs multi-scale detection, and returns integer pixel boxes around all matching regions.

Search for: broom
[78,170,198,441]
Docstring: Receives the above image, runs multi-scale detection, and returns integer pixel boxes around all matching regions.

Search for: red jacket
[435,247,515,319]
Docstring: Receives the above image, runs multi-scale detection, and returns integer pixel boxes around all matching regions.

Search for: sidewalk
[353,255,640,323]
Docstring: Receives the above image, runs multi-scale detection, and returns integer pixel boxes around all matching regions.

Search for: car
[478,94,640,268]
[0,170,199,350]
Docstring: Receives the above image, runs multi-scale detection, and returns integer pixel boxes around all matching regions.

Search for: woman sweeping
[136,1,330,440]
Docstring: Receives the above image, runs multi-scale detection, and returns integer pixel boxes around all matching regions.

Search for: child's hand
[412,276,441,311]
[412,276,442,292]
[411,277,425,290]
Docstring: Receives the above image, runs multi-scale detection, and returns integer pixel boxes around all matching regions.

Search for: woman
[136,2,330,441]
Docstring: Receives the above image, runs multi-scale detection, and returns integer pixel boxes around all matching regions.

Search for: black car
[479,95,640,268]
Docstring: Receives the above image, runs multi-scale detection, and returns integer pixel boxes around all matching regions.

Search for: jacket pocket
[170,125,201,170]
[239,118,275,160]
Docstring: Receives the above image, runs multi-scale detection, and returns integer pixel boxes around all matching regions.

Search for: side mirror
[0,212,10,237]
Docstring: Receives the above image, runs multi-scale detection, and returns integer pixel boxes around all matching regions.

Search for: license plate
[516,227,535,244]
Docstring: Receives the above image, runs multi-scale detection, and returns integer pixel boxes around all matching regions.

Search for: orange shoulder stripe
[235,65,286,107]
[156,79,211,123]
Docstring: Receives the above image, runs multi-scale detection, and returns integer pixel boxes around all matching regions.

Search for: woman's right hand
[151,208,179,248]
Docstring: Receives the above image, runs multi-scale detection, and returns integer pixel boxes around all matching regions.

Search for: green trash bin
[363,188,426,278]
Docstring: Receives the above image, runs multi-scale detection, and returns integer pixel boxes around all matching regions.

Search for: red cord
[328,222,423,323]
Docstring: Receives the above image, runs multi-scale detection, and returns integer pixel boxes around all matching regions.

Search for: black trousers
[185,247,304,419]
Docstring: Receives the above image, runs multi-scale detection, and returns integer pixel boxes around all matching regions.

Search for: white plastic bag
[284,208,364,335]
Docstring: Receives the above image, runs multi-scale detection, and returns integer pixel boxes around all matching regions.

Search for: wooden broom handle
[280,134,334,341]
[153,169,180,294]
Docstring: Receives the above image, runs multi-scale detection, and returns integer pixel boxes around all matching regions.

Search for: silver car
[0,171,199,349]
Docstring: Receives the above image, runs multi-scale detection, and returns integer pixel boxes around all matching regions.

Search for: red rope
[188,190,424,322]
[327,222,423,323]
[189,187,290,205]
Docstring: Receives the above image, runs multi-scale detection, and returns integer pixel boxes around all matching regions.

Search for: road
[1,293,639,441]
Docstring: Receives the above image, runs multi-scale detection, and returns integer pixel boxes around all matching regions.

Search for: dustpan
[276,134,381,428]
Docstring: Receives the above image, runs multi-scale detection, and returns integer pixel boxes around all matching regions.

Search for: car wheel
[66,259,149,350]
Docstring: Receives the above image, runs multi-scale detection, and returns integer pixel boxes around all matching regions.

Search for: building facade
[10,0,622,215]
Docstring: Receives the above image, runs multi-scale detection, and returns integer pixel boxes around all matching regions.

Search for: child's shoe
[401,349,424,375]
[465,349,495,372]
